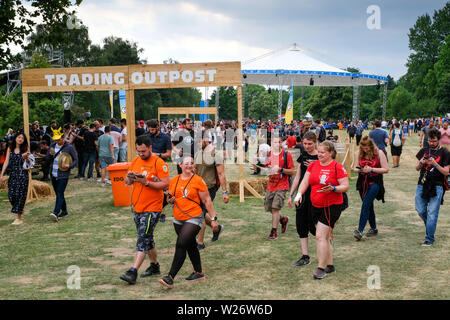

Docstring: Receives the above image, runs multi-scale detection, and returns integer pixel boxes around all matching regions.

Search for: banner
[285,79,294,124]
[119,90,126,119]
[109,90,114,119]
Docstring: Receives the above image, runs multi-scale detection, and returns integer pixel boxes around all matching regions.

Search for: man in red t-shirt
[286,132,297,149]
[263,136,296,240]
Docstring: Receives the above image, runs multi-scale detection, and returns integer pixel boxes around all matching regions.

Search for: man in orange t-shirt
[119,135,170,285]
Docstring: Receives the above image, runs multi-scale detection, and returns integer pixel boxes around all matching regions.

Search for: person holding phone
[119,135,170,285]
[0,133,31,225]
[353,136,389,241]
[159,155,219,289]
[293,141,349,279]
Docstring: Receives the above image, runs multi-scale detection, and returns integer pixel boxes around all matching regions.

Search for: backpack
[318,126,326,143]
[392,129,402,147]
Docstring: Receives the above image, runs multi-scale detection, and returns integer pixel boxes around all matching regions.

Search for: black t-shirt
[74,126,88,149]
[416,146,450,186]
[172,129,195,158]
[83,131,98,153]
[297,150,319,182]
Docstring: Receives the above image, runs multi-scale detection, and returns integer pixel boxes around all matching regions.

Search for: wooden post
[237,86,245,202]
[23,92,32,203]
[126,89,136,162]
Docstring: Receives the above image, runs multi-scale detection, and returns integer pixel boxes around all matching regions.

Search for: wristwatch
[211,216,218,221]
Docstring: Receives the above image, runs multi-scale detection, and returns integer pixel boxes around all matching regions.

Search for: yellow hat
[52,127,64,140]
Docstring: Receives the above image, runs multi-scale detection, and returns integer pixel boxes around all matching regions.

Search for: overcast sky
[21,0,450,81]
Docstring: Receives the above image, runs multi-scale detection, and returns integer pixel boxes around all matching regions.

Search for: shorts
[134,211,161,252]
[99,156,114,169]
[390,144,402,156]
[173,212,204,228]
[264,189,287,212]
[311,204,341,229]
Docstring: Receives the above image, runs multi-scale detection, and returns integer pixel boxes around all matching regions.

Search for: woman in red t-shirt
[353,136,389,240]
[294,141,349,279]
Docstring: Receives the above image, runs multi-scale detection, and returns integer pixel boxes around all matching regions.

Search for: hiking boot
[140,263,160,278]
[159,275,174,289]
[267,229,278,240]
[293,255,311,267]
[421,240,433,247]
[366,228,378,237]
[120,269,137,285]
[50,213,59,222]
[325,265,336,274]
[185,272,206,282]
[159,214,166,223]
[313,268,327,280]
[353,229,363,241]
[280,216,289,233]
[211,224,223,242]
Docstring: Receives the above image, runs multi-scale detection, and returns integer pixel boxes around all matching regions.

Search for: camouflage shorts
[134,211,161,252]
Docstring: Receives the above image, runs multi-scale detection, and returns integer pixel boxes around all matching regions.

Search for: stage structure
[21,61,256,202]
[241,43,389,122]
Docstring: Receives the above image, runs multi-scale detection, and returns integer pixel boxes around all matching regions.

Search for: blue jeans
[51,177,69,215]
[358,183,380,232]
[81,151,96,178]
[415,185,444,243]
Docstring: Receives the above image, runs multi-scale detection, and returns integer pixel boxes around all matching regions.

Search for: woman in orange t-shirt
[159,155,219,289]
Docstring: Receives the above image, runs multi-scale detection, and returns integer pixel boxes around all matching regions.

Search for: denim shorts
[172,212,205,228]
[99,156,114,169]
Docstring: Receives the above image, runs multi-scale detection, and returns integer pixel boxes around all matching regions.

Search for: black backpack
[318,126,326,143]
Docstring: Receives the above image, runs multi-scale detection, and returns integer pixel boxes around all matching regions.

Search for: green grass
[0,130,448,300]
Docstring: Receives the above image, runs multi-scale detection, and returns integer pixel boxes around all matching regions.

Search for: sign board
[21,62,241,93]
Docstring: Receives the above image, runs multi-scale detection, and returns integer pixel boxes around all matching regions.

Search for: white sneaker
[106,179,111,184]
[87,178,94,182]
[11,219,23,225]
[97,178,102,182]
[49,213,58,222]
[101,183,107,187]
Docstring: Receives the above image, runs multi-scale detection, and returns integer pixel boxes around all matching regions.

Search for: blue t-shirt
[147,132,172,154]
[98,134,114,157]
[369,129,389,152]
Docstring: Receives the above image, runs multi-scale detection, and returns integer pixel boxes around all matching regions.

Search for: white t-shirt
[52,145,62,178]
[120,127,127,149]
[110,131,121,148]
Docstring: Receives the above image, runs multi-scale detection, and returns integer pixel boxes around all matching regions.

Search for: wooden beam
[126,89,136,162]
[243,180,263,199]
[23,92,32,204]
[237,85,245,202]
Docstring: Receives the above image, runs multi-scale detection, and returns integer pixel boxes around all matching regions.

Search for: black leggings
[296,190,317,238]
[169,222,202,279]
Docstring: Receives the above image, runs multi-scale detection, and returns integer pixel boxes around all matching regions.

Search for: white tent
[241,44,388,87]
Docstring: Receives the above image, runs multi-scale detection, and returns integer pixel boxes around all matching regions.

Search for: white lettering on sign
[42,69,217,87]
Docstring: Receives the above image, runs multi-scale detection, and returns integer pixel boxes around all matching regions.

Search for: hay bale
[30,180,54,199]
[229,177,268,196]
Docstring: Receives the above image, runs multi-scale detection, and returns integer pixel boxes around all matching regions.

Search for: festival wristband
[294,193,302,203]
[333,186,337,192]
[222,191,228,195]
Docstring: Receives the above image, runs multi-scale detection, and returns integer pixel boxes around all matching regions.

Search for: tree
[248,91,277,120]
[0,0,82,69]
[209,87,238,120]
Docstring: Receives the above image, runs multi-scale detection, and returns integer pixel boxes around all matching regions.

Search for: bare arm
[0,148,11,179]
[216,163,229,203]
[199,190,219,231]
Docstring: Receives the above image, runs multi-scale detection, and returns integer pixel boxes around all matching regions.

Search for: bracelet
[222,191,228,195]
[333,186,337,192]
[371,167,374,173]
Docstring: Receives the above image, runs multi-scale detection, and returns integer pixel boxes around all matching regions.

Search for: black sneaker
[140,263,160,278]
[197,243,206,250]
[313,268,327,280]
[280,216,289,233]
[421,240,433,247]
[58,212,68,220]
[366,228,378,237]
[325,265,336,274]
[159,275,174,289]
[293,255,311,267]
[353,229,363,241]
[185,272,206,282]
[159,214,166,223]
[120,269,137,285]
[211,225,223,242]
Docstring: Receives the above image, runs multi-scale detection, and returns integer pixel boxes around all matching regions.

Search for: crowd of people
[1,113,448,285]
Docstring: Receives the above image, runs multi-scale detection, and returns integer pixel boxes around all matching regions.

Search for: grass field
[0,131,448,300]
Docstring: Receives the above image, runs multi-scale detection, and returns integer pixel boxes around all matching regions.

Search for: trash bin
[107,162,131,207]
